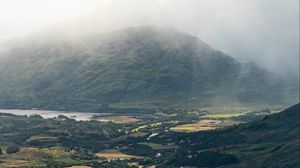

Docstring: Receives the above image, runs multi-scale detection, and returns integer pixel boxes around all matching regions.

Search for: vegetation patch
[126,132,147,138]
[97,116,141,124]
[0,159,31,167]
[96,150,144,161]
[203,113,244,119]
[131,122,163,132]
[27,135,58,142]
[138,142,178,150]
[0,147,72,167]
[170,119,240,132]
[65,166,92,168]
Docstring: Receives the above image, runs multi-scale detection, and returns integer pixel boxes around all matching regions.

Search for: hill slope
[159,103,300,167]
[0,26,283,111]
[0,101,298,167]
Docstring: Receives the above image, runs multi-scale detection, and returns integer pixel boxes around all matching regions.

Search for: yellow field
[170,119,240,132]
[65,166,92,168]
[131,122,162,132]
[26,135,58,142]
[155,112,178,117]
[40,147,69,157]
[0,147,69,167]
[170,126,214,132]
[203,113,244,119]
[0,159,32,168]
[132,121,178,132]
[96,150,143,161]
[200,106,250,114]
[100,116,141,124]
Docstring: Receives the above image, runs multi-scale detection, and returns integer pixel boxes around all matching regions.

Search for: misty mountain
[0,26,284,111]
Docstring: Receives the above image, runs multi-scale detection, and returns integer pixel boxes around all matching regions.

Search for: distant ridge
[0,26,284,111]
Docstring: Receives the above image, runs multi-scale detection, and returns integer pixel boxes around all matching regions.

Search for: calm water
[0,109,111,121]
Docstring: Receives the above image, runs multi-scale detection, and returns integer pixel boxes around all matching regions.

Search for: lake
[0,109,111,121]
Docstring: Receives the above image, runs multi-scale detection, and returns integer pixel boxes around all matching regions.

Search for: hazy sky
[0,0,299,76]
[0,0,110,43]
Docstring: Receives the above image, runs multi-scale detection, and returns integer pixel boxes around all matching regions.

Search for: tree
[6,144,20,154]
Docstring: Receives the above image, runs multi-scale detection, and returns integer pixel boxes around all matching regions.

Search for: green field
[0,147,74,167]
[27,135,58,142]
[203,113,244,118]
[170,119,241,132]
[170,126,214,132]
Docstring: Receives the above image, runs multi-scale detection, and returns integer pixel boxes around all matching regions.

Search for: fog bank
[0,0,299,78]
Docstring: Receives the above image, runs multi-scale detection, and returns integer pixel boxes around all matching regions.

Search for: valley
[0,1,298,167]
[1,103,297,167]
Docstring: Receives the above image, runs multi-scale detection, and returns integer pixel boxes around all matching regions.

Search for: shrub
[6,144,20,154]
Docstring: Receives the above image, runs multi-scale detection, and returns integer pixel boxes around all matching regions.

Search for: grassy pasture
[131,122,163,132]
[170,126,214,132]
[202,113,244,119]
[138,142,178,150]
[65,166,92,168]
[27,135,58,142]
[99,116,141,124]
[0,147,71,167]
[96,150,144,161]
[0,159,32,168]
[170,119,240,132]
[131,120,179,132]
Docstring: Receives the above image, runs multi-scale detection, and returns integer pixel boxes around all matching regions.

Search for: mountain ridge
[0,26,285,111]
